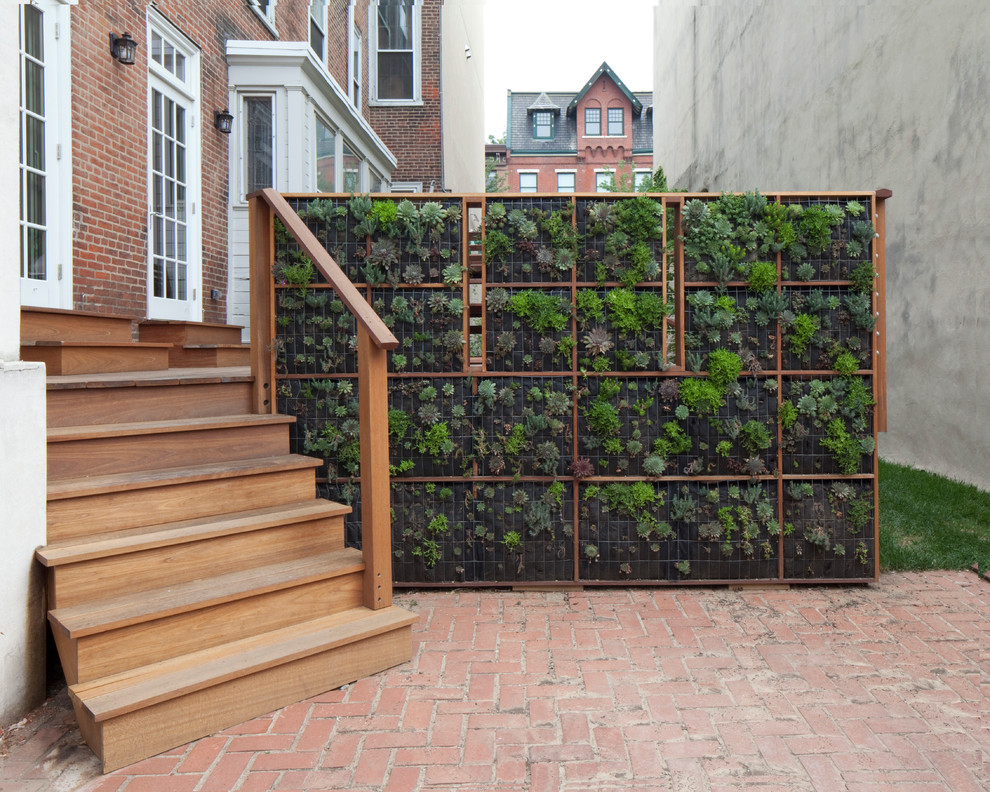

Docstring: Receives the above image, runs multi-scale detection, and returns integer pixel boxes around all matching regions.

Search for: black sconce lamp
[214,109,234,134]
[109,32,139,65]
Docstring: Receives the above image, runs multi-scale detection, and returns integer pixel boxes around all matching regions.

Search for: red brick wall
[69,0,308,321]
[369,0,443,188]
[326,0,371,115]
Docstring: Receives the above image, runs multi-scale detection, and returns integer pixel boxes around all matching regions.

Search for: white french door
[147,15,201,321]
[19,0,72,309]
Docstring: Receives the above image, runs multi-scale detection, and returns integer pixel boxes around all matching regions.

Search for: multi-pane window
[375,0,416,101]
[584,107,601,136]
[316,117,336,192]
[150,88,187,300]
[244,97,274,195]
[310,0,328,59]
[519,172,537,193]
[533,111,553,140]
[148,18,199,313]
[19,5,46,282]
[595,172,611,193]
[635,170,652,191]
[556,172,575,193]
[607,107,624,136]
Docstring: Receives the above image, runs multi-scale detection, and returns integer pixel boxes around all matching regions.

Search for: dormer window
[533,111,554,140]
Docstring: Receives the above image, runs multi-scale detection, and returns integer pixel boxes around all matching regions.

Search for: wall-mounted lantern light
[214,109,234,134]
[109,32,139,65]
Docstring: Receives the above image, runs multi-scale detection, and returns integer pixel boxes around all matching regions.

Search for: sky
[482,0,657,141]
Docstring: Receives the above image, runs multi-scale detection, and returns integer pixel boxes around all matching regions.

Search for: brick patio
[2,571,988,792]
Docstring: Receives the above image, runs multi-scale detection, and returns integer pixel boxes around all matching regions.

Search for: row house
[504,62,653,193]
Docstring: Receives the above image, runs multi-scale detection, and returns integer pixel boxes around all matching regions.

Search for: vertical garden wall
[271,191,885,586]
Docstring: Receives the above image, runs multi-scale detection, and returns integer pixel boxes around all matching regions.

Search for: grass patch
[879,459,990,572]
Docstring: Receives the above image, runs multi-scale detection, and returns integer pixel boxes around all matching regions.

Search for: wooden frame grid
[261,190,888,587]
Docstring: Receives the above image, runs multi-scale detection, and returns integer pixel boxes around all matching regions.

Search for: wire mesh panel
[484,197,577,284]
[274,287,358,376]
[485,287,574,372]
[780,376,875,476]
[781,286,875,371]
[372,287,465,374]
[782,479,875,580]
[472,376,574,478]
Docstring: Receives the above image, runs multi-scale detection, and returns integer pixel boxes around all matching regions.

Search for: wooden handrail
[251,188,398,350]
[247,189,394,610]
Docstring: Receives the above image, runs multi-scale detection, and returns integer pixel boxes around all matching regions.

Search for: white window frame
[242,93,276,199]
[310,0,328,61]
[369,0,422,105]
[147,10,202,321]
[249,0,278,35]
[555,170,575,193]
[391,181,422,193]
[19,0,73,310]
[634,169,652,191]
[595,170,611,193]
[350,24,362,108]
[518,171,538,193]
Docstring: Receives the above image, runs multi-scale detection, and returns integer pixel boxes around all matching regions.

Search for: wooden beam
[357,324,393,610]
[248,196,275,414]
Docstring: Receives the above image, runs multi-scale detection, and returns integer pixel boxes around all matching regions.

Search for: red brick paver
[1,571,988,791]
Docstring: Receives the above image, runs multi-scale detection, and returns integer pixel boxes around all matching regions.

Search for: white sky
[482,0,657,141]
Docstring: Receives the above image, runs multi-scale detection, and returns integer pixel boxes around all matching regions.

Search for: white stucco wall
[2,1,48,726]
[654,0,990,491]
[441,0,485,192]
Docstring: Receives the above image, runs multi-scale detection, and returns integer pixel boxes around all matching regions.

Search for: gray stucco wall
[654,0,990,491]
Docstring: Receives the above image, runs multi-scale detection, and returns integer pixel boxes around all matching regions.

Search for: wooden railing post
[248,195,274,415]
[357,323,393,610]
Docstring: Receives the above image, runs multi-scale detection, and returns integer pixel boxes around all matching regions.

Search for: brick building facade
[504,63,653,194]
[18,0,482,326]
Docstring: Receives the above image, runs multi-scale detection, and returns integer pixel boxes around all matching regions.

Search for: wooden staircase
[26,308,415,772]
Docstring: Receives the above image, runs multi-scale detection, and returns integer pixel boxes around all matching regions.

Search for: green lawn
[879,459,990,572]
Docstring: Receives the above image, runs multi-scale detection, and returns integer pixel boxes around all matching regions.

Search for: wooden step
[50,550,367,684]
[69,605,416,772]
[38,500,351,609]
[46,455,323,542]
[23,341,171,375]
[138,320,245,347]
[166,344,251,368]
[47,414,296,479]
[21,307,137,344]
[47,369,253,427]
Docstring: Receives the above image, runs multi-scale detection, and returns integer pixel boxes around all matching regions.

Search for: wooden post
[874,189,891,432]
[357,324,393,610]
[248,195,275,415]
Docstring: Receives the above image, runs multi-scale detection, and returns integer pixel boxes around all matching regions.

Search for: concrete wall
[441,0,485,191]
[1,2,48,726]
[654,0,990,491]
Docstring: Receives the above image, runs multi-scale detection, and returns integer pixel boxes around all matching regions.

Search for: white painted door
[147,18,201,321]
